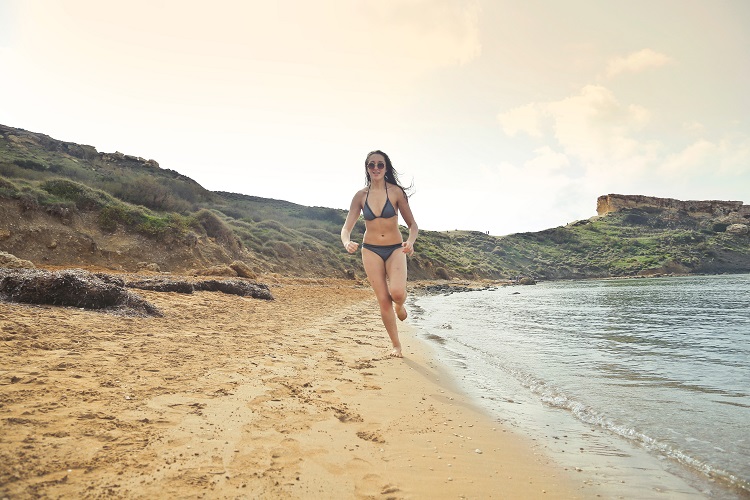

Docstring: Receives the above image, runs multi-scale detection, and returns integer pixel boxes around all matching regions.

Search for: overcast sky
[2,1,748,235]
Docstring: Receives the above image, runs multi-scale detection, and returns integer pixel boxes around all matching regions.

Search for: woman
[341,150,418,358]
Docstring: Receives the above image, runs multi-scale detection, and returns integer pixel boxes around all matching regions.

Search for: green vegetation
[1,123,748,278]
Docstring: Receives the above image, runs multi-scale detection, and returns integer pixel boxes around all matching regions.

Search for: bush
[435,267,451,279]
[18,192,40,212]
[41,178,113,211]
[0,177,17,193]
[99,204,135,232]
[267,241,295,258]
[299,227,335,242]
[13,158,47,171]
[193,209,235,244]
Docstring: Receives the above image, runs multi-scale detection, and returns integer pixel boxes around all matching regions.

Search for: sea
[409,274,750,499]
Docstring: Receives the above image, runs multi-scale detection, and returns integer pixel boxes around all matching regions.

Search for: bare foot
[389,346,403,358]
[395,303,407,321]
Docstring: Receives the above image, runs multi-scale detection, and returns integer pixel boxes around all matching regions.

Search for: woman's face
[366,153,387,180]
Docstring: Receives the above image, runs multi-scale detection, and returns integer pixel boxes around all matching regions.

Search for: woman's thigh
[362,248,390,301]
[385,249,407,294]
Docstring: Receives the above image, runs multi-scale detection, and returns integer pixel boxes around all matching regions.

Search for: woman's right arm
[340,192,363,254]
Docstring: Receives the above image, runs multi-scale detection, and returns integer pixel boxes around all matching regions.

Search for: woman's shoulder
[351,188,368,202]
[388,182,407,199]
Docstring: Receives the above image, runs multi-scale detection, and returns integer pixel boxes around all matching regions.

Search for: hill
[1,123,749,280]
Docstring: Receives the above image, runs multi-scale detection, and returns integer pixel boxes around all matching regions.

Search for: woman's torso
[361,183,402,245]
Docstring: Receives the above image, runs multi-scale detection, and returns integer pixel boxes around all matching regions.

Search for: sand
[1,276,591,499]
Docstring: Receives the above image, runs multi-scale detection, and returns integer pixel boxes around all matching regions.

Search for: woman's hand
[401,241,415,256]
[344,240,359,254]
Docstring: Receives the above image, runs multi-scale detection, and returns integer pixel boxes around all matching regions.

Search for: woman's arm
[341,191,363,254]
[397,192,418,255]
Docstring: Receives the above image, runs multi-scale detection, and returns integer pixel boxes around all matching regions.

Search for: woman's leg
[362,248,402,357]
[385,249,408,321]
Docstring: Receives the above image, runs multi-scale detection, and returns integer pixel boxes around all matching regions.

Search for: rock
[229,260,257,279]
[518,277,536,285]
[195,265,237,277]
[0,251,35,269]
[597,194,744,217]
[137,262,161,272]
[0,268,160,316]
[127,277,194,294]
[726,223,749,235]
[716,214,748,226]
[194,279,274,300]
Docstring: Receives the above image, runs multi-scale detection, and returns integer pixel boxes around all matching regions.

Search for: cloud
[525,146,570,174]
[499,85,656,172]
[604,48,673,78]
[497,103,545,138]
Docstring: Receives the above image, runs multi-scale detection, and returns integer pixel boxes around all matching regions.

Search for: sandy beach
[1,275,590,499]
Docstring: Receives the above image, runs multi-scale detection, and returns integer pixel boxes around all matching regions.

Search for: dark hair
[364,150,412,198]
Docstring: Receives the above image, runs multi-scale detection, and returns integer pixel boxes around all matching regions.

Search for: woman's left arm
[398,192,418,255]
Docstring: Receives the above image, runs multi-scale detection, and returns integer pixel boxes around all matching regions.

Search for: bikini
[361,183,403,262]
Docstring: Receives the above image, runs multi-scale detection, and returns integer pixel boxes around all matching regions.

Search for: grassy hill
[2,123,749,280]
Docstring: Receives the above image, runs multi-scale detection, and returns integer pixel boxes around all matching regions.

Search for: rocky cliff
[597,194,749,218]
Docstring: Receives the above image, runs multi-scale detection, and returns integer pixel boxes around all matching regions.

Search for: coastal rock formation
[597,194,748,218]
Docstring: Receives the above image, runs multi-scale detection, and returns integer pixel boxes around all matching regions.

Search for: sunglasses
[367,161,386,171]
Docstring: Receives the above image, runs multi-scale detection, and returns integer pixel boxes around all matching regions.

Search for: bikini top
[362,183,397,221]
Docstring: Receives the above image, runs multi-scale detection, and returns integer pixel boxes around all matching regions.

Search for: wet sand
[1,277,590,498]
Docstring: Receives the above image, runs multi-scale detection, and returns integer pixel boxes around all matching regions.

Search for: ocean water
[410,274,750,499]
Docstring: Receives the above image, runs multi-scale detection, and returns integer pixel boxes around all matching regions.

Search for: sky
[1,0,749,236]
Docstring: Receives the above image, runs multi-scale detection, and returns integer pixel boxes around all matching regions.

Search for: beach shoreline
[2,275,592,498]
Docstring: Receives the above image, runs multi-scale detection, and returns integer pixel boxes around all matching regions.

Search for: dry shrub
[273,241,295,258]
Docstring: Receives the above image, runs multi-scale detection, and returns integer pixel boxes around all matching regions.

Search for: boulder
[137,262,161,272]
[726,224,749,235]
[229,260,257,279]
[0,251,35,269]
[195,265,237,277]
[716,214,748,226]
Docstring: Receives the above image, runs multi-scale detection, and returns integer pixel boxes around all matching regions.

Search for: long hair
[364,150,412,199]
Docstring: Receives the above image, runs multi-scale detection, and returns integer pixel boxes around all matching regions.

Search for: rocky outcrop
[0,124,159,169]
[597,194,747,218]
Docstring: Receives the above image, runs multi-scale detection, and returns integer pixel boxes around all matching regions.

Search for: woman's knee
[376,293,393,309]
[390,288,407,304]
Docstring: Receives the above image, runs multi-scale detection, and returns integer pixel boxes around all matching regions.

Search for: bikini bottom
[362,243,403,262]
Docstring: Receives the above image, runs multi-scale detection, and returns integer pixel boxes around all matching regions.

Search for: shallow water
[410,274,750,499]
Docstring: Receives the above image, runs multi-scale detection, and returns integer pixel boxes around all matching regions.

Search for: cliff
[597,194,749,218]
